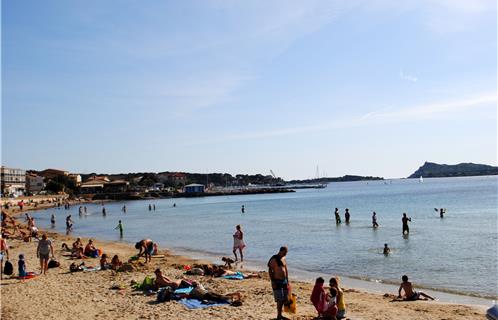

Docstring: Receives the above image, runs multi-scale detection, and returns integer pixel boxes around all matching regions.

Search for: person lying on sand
[154,268,183,289]
[189,280,242,304]
[398,275,435,301]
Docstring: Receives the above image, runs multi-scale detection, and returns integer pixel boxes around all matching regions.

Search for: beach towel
[222,271,244,280]
[174,287,193,295]
[82,266,101,272]
[178,298,229,309]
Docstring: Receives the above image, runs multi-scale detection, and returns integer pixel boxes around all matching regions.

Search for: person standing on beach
[268,246,289,320]
[372,212,379,228]
[402,213,411,234]
[232,225,246,262]
[329,277,347,319]
[37,234,54,275]
[0,235,9,279]
[334,208,341,224]
[345,208,350,224]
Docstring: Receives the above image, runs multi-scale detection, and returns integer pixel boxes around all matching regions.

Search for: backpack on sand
[3,260,13,275]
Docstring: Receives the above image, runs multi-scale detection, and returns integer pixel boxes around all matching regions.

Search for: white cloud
[188,92,497,144]
[400,70,418,82]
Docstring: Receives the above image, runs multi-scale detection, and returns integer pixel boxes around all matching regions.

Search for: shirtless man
[398,275,435,301]
[135,239,154,263]
[402,213,411,234]
[268,246,290,320]
[154,268,182,289]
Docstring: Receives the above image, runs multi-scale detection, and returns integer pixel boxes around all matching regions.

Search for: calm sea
[30,176,497,299]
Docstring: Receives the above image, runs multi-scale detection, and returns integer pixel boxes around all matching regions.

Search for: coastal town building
[39,168,69,179]
[1,166,26,197]
[158,172,187,185]
[26,173,45,195]
[184,183,205,193]
[79,177,129,194]
[69,174,82,186]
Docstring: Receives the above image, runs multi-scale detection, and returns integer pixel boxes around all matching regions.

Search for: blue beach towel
[174,287,193,295]
[222,271,244,280]
[178,298,229,309]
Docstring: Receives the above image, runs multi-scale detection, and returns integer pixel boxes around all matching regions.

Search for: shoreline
[159,245,495,308]
[1,222,489,319]
[9,201,495,306]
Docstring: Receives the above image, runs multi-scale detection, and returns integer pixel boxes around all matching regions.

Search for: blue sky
[2,0,496,179]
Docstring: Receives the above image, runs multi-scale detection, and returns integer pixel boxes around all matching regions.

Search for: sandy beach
[0,209,487,320]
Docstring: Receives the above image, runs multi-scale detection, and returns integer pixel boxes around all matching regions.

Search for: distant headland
[408,162,498,178]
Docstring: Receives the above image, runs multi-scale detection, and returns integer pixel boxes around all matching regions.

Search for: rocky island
[408,162,498,178]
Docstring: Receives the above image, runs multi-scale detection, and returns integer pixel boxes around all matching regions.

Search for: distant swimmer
[241,205,245,214]
[173,203,176,207]
[122,205,126,213]
[434,208,446,218]
[402,213,412,234]
[383,243,390,255]
[50,214,56,225]
[153,204,156,211]
[78,206,83,215]
[102,207,106,216]
[372,212,379,228]
[345,208,350,224]
[334,208,341,224]
[148,204,152,211]
[84,206,87,213]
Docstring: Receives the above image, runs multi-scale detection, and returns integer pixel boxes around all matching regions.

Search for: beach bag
[3,260,13,275]
[283,293,297,314]
[157,286,174,302]
[48,259,60,268]
[142,276,155,291]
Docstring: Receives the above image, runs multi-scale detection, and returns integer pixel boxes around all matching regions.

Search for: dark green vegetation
[408,162,498,178]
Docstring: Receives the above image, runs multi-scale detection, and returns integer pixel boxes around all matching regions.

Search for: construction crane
[270,170,278,180]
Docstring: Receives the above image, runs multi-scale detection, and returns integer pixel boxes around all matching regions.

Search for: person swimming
[383,243,390,255]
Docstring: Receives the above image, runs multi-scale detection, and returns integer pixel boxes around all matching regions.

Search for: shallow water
[30,176,498,299]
